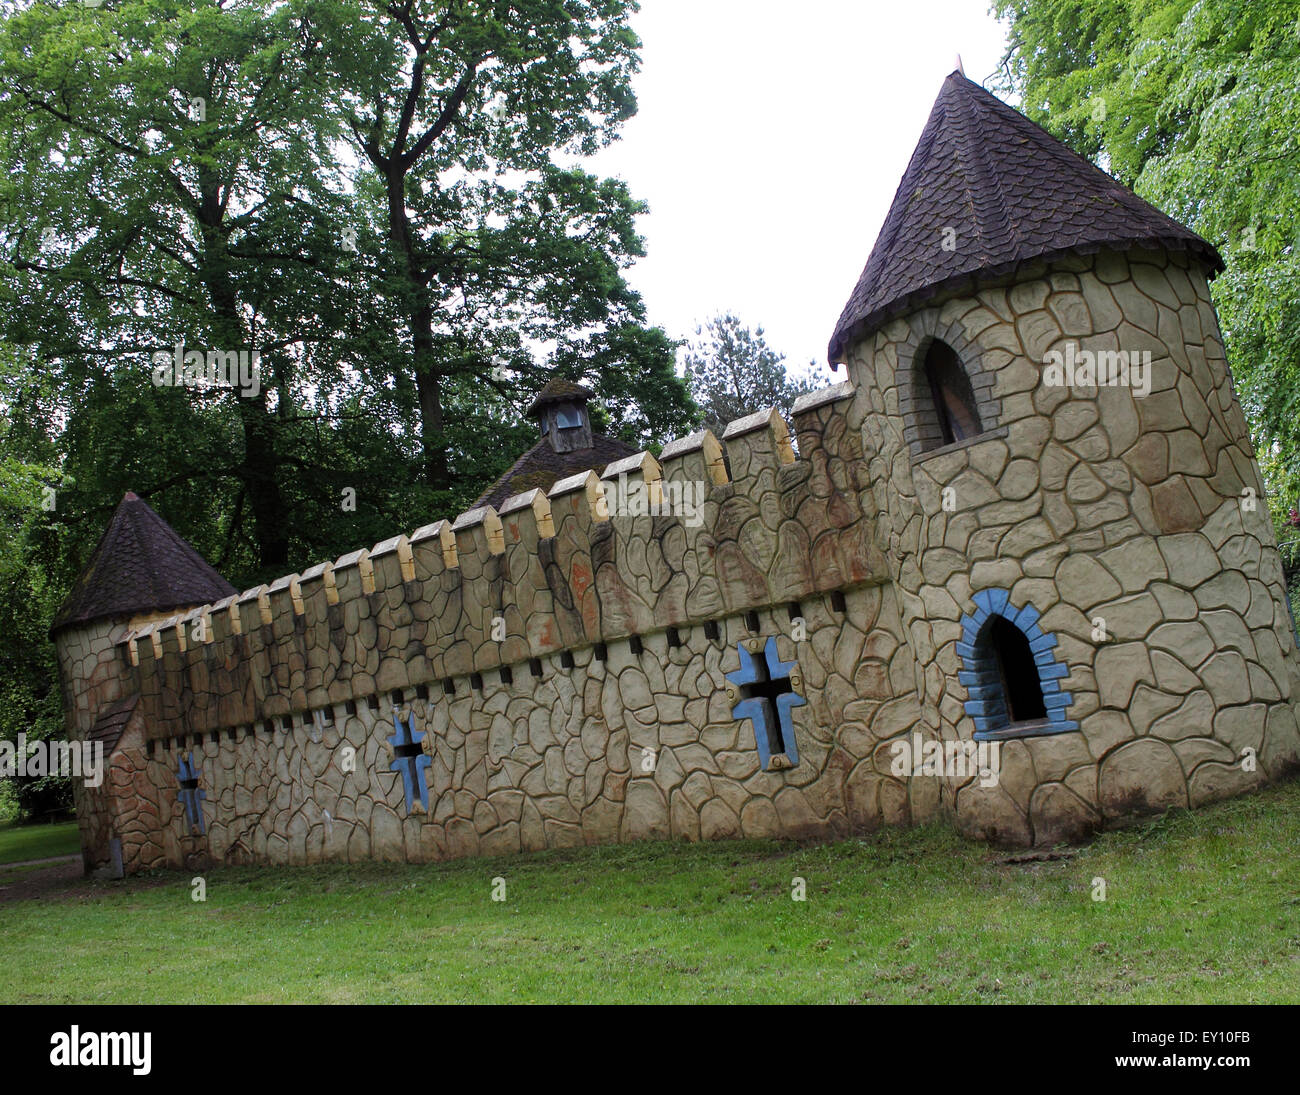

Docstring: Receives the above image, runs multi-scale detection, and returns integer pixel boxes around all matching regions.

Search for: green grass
[0,819,80,864]
[1,782,1298,1003]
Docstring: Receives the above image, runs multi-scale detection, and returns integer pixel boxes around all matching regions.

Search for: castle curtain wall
[68,390,955,873]
[55,246,1300,871]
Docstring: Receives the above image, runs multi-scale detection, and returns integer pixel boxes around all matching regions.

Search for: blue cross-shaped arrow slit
[724,637,806,770]
[388,711,431,814]
[176,751,207,835]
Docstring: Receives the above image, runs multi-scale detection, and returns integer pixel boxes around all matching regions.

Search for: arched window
[984,616,1046,725]
[921,339,981,448]
[959,589,1077,740]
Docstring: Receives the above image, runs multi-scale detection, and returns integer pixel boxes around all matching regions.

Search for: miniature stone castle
[52,73,1300,875]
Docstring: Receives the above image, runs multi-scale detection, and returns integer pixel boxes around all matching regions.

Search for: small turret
[474,376,636,509]
[50,491,236,873]
[830,71,1300,843]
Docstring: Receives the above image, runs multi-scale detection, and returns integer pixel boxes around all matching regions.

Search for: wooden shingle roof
[87,694,140,755]
[828,71,1223,363]
[473,433,636,511]
[50,492,237,637]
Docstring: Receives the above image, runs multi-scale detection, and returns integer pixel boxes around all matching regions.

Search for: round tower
[829,72,1300,844]
[50,491,237,872]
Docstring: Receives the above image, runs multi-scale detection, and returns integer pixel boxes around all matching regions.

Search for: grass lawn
[0,819,80,865]
[0,781,1297,1004]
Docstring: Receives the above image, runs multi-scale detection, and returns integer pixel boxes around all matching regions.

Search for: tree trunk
[197,177,290,571]
[386,167,449,490]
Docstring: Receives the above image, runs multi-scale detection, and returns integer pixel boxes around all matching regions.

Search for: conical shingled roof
[50,492,237,637]
[827,71,1224,363]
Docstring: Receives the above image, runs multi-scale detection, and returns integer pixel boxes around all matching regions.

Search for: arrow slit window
[725,638,806,770]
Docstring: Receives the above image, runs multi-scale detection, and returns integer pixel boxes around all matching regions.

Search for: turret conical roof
[827,71,1223,363]
[50,492,237,637]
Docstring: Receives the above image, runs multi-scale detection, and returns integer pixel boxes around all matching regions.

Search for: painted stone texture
[115,584,921,870]
[51,63,1300,872]
[845,247,1300,844]
[61,382,956,873]
[56,611,183,873]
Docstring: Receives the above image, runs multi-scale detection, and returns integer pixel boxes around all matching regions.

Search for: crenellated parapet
[119,388,889,743]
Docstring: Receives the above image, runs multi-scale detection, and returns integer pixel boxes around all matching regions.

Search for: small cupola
[527,378,595,454]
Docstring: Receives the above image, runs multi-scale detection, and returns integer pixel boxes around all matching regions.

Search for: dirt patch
[993,849,1078,866]
[0,859,86,904]
[0,860,169,906]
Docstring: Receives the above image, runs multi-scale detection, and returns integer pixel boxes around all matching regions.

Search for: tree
[683,313,830,436]
[323,0,694,494]
[0,0,359,575]
[992,0,1300,541]
[0,0,696,571]
[0,1,697,815]
[0,343,70,820]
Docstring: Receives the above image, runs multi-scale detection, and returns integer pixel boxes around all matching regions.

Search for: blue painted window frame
[389,711,431,813]
[725,636,807,769]
[175,751,207,834]
[957,588,1079,740]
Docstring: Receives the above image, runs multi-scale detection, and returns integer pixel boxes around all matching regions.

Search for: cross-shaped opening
[738,654,795,758]
[393,738,423,760]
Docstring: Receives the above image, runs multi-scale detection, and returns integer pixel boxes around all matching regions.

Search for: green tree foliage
[320,0,693,492]
[0,0,394,579]
[683,313,830,436]
[0,344,70,818]
[993,0,1300,534]
[0,0,694,815]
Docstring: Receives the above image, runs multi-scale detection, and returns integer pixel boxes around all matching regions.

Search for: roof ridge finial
[955,53,966,77]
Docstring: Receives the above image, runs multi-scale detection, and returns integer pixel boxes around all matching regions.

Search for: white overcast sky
[586,1,1012,377]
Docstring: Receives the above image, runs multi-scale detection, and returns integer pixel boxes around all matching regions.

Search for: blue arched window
[958,589,1078,740]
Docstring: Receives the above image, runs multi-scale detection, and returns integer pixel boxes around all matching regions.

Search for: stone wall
[120,388,889,745]
[844,245,1300,844]
[55,244,1300,871]
[65,388,946,872]
[123,585,926,869]
[56,613,171,872]
[102,722,174,872]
